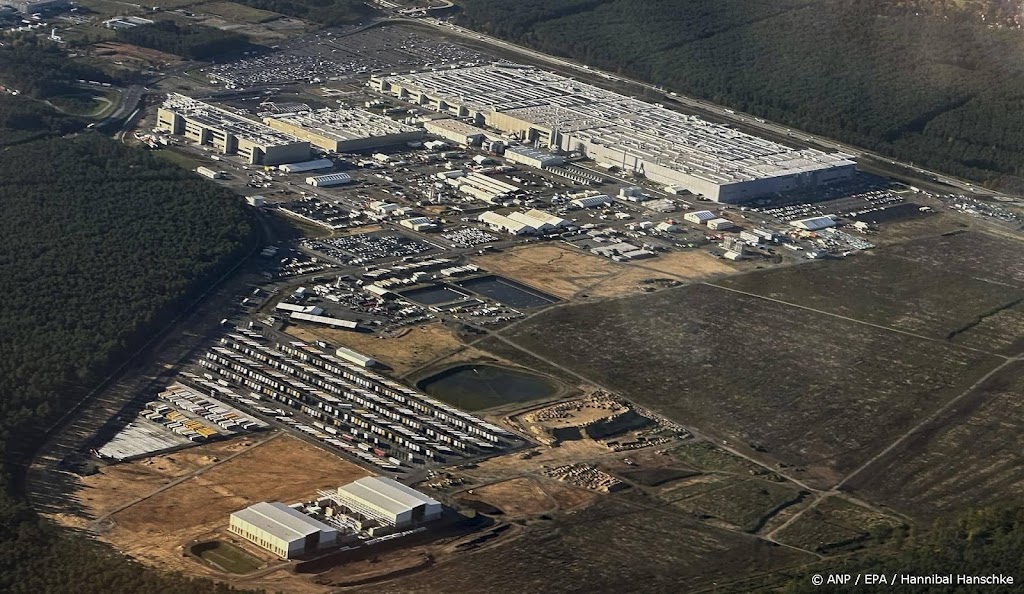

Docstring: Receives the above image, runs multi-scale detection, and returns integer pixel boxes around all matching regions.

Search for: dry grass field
[284,323,466,375]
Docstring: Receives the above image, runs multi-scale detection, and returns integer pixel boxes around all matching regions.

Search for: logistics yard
[19,3,1024,592]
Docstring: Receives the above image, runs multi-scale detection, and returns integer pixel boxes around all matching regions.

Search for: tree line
[454,0,1024,191]
[0,37,121,100]
[0,128,263,593]
[115,21,251,60]
[233,0,375,27]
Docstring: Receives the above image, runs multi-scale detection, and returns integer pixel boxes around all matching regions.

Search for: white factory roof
[504,145,563,163]
[479,211,535,234]
[338,476,440,517]
[424,118,488,138]
[306,172,352,185]
[685,210,716,222]
[279,158,334,173]
[791,215,837,231]
[266,106,420,142]
[231,502,336,542]
[375,65,856,185]
[161,93,300,148]
[524,208,569,227]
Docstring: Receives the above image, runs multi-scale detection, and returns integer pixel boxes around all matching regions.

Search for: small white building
[306,172,352,187]
[478,211,535,235]
[334,346,376,367]
[684,210,716,224]
[707,218,737,231]
[197,166,225,180]
[791,216,836,231]
[655,221,678,232]
[400,217,438,232]
[570,195,612,209]
[278,158,334,174]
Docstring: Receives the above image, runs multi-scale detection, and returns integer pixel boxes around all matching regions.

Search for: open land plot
[659,475,806,533]
[350,495,814,594]
[949,301,1024,355]
[630,250,739,280]
[715,251,1024,342]
[197,1,281,23]
[885,231,1024,288]
[843,361,1024,520]
[283,323,465,376]
[500,283,1003,489]
[774,497,904,554]
[95,434,369,572]
[457,477,556,517]
[471,244,622,299]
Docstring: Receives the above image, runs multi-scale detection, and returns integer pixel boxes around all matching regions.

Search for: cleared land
[774,497,904,554]
[844,361,1024,520]
[284,323,465,376]
[350,495,813,594]
[660,475,804,533]
[501,283,1003,489]
[471,244,622,299]
[84,434,369,574]
[198,1,281,23]
[473,244,737,300]
[716,236,1024,344]
[457,477,556,517]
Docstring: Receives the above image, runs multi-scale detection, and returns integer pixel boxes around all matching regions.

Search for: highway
[397,16,1002,199]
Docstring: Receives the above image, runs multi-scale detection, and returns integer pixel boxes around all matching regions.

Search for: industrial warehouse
[264,107,425,153]
[229,502,338,559]
[371,64,857,202]
[157,94,311,166]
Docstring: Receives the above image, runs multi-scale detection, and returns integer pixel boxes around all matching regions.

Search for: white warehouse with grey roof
[371,64,856,203]
[329,476,442,529]
[229,501,338,559]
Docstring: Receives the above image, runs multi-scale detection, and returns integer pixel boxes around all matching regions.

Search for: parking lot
[203,26,490,88]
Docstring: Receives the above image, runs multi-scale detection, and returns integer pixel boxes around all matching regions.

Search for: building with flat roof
[423,119,488,147]
[264,107,423,153]
[479,211,536,235]
[229,501,338,559]
[331,476,442,529]
[372,65,856,202]
[503,145,564,169]
[157,94,310,165]
[1,0,65,13]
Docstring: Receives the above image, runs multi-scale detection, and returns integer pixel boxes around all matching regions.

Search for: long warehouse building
[229,501,338,559]
[264,106,424,152]
[158,94,310,165]
[371,65,856,203]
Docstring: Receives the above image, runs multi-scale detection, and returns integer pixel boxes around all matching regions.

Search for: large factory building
[229,501,338,559]
[372,65,856,203]
[157,94,310,166]
[331,476,442,529]
[264,107,424,152]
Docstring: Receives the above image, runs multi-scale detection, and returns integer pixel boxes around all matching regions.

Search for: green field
[191,540,263,574]
[198,1,281,23]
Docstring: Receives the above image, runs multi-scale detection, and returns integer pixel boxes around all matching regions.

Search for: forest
[454,0,1024,191]
[234,0,374,27]
[784,506,1024,592]
[115,21,251,60]
[0,130,261,593]
[0,38,120,100]
[0,95,86,146]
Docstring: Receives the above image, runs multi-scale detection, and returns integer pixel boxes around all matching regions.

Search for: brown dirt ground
[537,478,598,512]
[283,323,465,376]
[462,477,556,517]
[471,244,623,299]
[627,251,738,280]
[92,434,369,576]
[73,438,264,521]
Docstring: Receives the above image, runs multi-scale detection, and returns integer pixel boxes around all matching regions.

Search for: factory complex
[264,107,424,153]
[157,94,310,166]
[372,64,856,202]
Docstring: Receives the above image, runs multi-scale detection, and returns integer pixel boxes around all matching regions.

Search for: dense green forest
[784,506,1024,592]
[454,0,1024,191]
[0,38,120,100]
[0,128,261,592]
[234,0,374,27]
[0,95,86,146]
[115,21,251,60]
